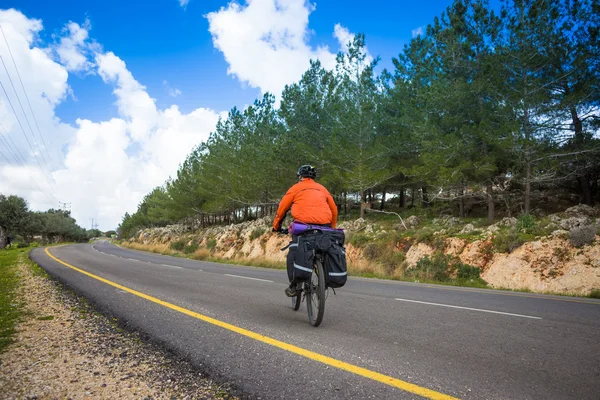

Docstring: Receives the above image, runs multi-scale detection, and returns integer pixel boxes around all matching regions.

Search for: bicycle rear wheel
[306,259,326,327]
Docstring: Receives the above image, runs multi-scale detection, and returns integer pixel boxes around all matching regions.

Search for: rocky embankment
[128,205,600,296]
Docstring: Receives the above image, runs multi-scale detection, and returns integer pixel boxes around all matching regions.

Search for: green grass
[590,289,600,299]
[0,248,24,352]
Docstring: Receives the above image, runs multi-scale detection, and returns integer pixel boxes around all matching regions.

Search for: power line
[0,77,58,202]
[0,136,56,204]
[0,121,27,166]
[0,53,52,174]
[0,122,58,204]
[0,25,58,172]
[0,130,24,167]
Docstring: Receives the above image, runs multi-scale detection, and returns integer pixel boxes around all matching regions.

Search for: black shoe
[285,286,297,297]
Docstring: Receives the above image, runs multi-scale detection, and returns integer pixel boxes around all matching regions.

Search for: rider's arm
[326,192,338,228]
[272,188,296,230]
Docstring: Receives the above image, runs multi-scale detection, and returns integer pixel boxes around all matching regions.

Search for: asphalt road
[31,241,600,399]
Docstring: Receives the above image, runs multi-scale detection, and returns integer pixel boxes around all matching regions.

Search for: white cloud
[333,24,353,52]
[0,9,224,230]
[206,0,363,96]
[54,19,93,72]
[179,0,190,8]
[412,26,425,38]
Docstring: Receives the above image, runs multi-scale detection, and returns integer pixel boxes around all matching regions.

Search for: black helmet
[297,165,316,179]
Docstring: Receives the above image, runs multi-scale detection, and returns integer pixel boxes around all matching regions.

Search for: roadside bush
[456,263,481,280]
[250,228,266,241]
[517,214,536,231]
[184,242,199,254]
[207,238,217,250]
[363,243,382,261]
[492,229,525,253]
[170,239,186,251]
[16,242,28,249]
[406,253,453,282]
[348,232,370,248]
[404,252,485,287]
[590,289,600,299]
[569,225,596,248]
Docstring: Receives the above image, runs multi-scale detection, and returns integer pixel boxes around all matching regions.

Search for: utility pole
[91,218,98,231]
[58,201,71,211]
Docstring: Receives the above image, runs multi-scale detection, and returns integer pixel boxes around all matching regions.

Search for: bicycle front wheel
[306,259,326,327]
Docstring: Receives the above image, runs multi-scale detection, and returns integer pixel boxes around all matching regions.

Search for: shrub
[590,289,600,299]
[184,242,199,254]
[406,253,453,282]
[16,242,29,249]
[363,243,382,261]
[517,214,536,231]
[170,239,186,251]
[569,225,596,248]
[492,229,525,253]
[348,232,371,248]
[206,238,217,250]
[250,228,266,241]
[456,263,481,280]
[193,249,211,260]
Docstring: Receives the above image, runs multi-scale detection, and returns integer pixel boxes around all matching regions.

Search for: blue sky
[9,0,461,124]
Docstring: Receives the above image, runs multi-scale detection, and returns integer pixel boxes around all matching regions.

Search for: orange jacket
[273,178,338,230]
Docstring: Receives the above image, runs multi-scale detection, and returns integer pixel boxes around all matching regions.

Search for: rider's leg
[285,236,300,296]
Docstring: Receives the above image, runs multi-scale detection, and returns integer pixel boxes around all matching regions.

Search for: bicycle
[279,228,326,327]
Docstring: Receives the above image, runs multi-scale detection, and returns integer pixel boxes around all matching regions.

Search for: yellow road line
[44,247,458,400]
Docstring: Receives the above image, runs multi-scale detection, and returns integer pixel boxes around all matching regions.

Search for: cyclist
[272,165,338,297]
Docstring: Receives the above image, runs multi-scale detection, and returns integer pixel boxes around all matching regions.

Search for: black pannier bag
[292,234,316,281]
[317,230,347,288]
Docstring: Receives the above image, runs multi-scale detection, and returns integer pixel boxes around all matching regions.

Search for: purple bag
[289,221,344,236]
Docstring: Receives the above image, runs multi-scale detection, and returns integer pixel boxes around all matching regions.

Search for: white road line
[224,274,273,283]
[395,298,542,320]
[161,264,184,270]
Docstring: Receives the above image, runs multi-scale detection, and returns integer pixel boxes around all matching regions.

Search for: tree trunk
[379,187,386,210]
[487,181,495,223]
[458,185,465,218]
[578,176,594,206]
[0,225,6,249]
[343,192,348,218]
[421,186,429,208]
[360,190,366,219]
[411,188,415,207]
[399,189,405,208]
[570,104,594,206]
[525,161,531,215]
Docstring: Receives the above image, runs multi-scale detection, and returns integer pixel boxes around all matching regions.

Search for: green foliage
[249,228,266,241]
[569,226,596,248]
[590,289,600,299]
[456,264,481,281]
[184,242,199,254]
[407,253,454,282]
[517,214,537,231]
[0,248,22,352]
[206,238,217,250]
[170,239,186,251]
[348,232,371,248]
[405,252,485,286]
[0,194,92,246]
[492,229,526,253]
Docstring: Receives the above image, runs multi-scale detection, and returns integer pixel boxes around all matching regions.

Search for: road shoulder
[0,249,233,399]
